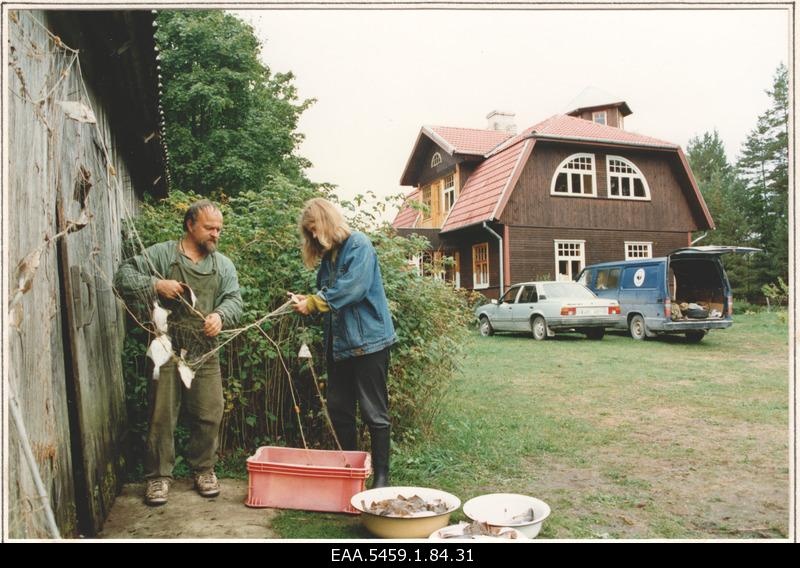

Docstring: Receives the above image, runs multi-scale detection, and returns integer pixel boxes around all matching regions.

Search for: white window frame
[606,155,651,201]
[431,152,442,168]
[421,184,432,220]
[550,153,597,198]
[592,111,607,125]
[472,243,489,290]
[441,173,456,214]
[554,239,586,282]
[625,241,653,260]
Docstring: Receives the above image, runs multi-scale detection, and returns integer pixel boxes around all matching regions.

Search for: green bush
[120,187,472,476]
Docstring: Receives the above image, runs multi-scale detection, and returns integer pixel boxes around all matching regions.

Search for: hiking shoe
[194,471,220,497]
[144,478,170,506]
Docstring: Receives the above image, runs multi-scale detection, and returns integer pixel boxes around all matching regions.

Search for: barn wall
[7,9,143,537]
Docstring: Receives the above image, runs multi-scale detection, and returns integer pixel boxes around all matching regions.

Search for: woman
[291,198,397,488]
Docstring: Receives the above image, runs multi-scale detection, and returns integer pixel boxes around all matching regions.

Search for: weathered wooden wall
[506,226,689,284]
[7,10,143,538]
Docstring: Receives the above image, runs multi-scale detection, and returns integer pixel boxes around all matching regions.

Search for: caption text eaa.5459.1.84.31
[331,548,475,563]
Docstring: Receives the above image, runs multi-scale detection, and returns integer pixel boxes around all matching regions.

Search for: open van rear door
[669,245,761,257]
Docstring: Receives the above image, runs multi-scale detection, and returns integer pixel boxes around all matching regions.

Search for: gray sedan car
[475,281,621,340]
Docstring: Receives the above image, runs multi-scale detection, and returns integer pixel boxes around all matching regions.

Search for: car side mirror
[491,299,498,305]
[538,295,546,300]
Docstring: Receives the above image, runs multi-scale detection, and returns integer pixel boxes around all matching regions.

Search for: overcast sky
[233,7,789,216]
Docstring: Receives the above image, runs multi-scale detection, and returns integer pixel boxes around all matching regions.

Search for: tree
[686,131,757,298]
[156,11,314,195]
[736,63,788,291]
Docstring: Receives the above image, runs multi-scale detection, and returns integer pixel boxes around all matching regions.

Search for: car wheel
[629,314,647,341]
[531,316,547,341]
[685,330,706,343]
[586,328,605,340]
[479,316,494,337]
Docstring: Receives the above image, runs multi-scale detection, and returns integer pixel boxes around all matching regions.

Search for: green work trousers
[144,356,223,480]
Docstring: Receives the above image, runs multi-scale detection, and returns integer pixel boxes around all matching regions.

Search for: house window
[607,156,651,200]
[554,240,585,281]
[444,250,461,288]
[592,111,607,125]
[431,251,446,281]
[551,153,597,197]
[421,184,432,220]
[473,243,489,289]
[431,152,442,168]
[441,174,456,214]
[625,241,653,260]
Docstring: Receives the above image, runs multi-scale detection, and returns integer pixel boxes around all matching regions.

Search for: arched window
[431,152,442,168]
[551,153,597,197]
[606,156,650,200]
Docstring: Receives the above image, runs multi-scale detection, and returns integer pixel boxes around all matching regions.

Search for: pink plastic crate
[245,446,371,514]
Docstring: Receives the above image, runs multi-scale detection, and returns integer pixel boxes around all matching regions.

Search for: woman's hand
[292,298,311,316]
[288,292,311,315]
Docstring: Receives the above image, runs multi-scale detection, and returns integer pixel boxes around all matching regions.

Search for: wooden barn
[393,98,714,299]
[5,10,166,538]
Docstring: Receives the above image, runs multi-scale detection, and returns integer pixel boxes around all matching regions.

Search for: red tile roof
[393,114,706,231]
[492,114,677,154]
[428,126,513,156]
[441,139,532,232]
[392,189,420,229]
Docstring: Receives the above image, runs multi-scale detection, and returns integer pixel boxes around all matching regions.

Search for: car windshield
[541,282,596,300]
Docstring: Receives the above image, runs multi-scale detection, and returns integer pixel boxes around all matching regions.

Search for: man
[115,200,242,506]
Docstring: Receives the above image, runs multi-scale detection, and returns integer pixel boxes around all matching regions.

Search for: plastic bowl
[429,522,527,541]
[350,486,461,539]
[463,493,550,538]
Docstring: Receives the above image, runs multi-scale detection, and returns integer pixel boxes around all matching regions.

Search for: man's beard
[200,239,218,253]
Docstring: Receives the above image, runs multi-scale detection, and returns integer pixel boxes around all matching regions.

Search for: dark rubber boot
[370,427,391,489]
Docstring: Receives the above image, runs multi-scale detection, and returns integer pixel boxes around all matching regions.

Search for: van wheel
[585,328,605,340]
[685,330,706,343]
[531,316,547,341]
[479,316,494,337]
[629,314,647,340]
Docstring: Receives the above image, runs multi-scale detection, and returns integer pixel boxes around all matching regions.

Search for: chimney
[486,110,516,134]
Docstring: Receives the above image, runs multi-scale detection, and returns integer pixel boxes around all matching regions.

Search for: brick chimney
[486,110,516,134]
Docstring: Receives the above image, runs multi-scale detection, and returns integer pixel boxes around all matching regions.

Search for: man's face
[187,208,223,254]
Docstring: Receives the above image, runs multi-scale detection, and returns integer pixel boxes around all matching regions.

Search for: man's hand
[155,279,184,300]
[204,312,223,337]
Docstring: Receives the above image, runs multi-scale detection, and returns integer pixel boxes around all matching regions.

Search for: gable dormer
[566,87,632,129]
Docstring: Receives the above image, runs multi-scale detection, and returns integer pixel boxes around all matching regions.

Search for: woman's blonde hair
[299,198,351,267]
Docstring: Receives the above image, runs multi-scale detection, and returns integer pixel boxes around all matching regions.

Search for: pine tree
[736,63,788,293]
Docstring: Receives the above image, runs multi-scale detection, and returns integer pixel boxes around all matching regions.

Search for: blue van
[576,246,758,342]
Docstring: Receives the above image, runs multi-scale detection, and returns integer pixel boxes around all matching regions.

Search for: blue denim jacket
[317,231,397,361]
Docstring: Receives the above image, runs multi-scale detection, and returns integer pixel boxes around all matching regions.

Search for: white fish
[146,335,173,380]
[182,285,197,309]
[177,349,195,389]
[298,343,312,359]
[152,301,170,334]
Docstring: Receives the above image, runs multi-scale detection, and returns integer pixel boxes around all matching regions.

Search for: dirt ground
[97,479,278,540]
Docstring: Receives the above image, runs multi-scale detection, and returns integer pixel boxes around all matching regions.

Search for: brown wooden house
[393,103,713,299]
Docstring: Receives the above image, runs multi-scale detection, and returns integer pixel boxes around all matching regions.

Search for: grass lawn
[272,312,790,539]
